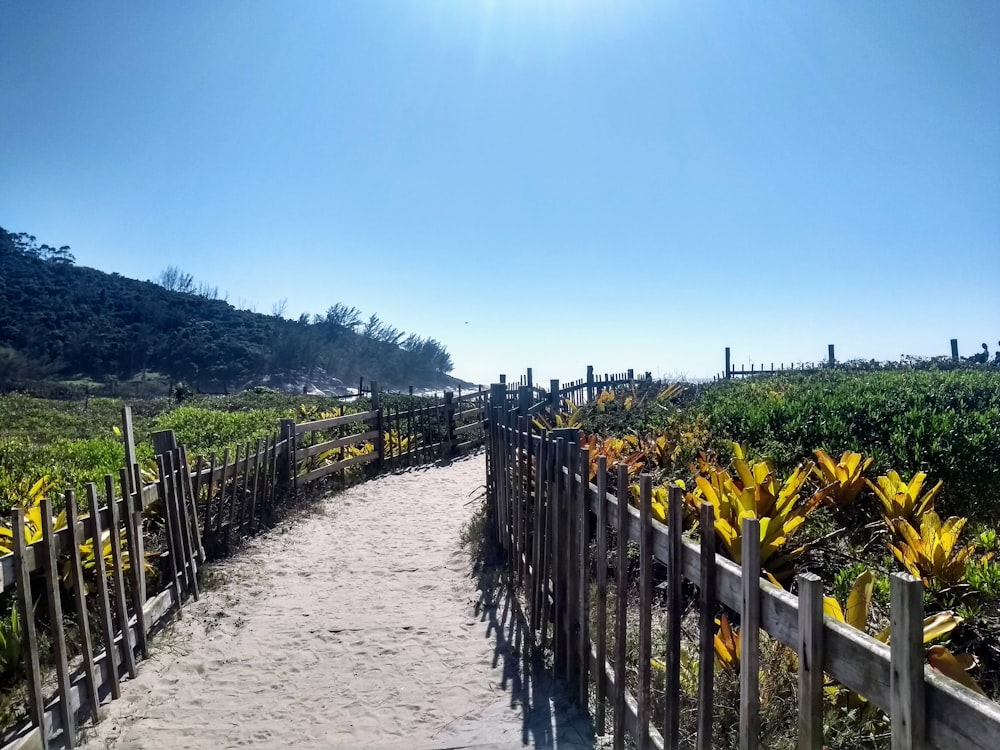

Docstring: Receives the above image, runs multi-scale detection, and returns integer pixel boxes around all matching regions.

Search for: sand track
[80,453,594,750]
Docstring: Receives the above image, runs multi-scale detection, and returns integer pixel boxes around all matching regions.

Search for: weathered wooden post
[489,383,507,508]
[951,338,959,361]
[725,347,732,379]
[442,391,456,459]
[121,405,139,497]
[586,365,594,403]
[370,382,383,475]
[152,429,178,457]
[526,367,533,388]
[279,418,295,500]
[828,344,835,366]
[548,378,559,411]
[891,573,925,750]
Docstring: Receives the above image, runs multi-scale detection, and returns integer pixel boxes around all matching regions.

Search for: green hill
[0,226,459,394]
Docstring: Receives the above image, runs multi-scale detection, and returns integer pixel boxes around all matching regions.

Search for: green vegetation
[0,389,436,515]
[692,369,1000,518]
[0,225,458,393]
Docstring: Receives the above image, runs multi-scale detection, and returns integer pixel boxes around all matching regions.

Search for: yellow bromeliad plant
[0,477,151,588]
[579,434,645,481]
[867,470,941,523]
[823,569,983,700]
[686,446,826,583]
[812,449,872,508]
[888,512,978,588]
[714,613,741,674]
[532,400,585,431]
[383,430,417,458]
[0,477,64,554]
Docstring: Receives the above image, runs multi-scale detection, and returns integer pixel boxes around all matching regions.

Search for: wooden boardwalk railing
[485,384,1000,750]
[0,386,487,750]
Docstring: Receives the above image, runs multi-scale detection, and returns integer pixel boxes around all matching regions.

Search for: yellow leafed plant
[579,434,645,481]
[0,477,152,588]
[383,430,417,458]
[685,447,825,582]
[714,614,741,674]
[868,470,941,523]
[0,477,64,555]
[532,400,585,431]
[812,449,872,508]
[823,569,983,700]
[888,512,977,588]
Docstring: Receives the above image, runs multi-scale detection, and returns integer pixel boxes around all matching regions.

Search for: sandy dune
[80,452,595,750]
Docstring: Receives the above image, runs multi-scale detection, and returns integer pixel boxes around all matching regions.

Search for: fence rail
[0,384,487,750]
[485,384,1000,750]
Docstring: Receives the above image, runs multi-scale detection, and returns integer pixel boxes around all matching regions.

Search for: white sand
[80,453,595,750]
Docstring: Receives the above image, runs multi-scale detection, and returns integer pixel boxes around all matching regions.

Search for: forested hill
[0,226,461,393]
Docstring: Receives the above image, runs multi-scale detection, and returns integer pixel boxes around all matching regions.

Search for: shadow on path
[468,540,597,750]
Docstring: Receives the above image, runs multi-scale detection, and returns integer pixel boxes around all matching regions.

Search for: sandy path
[80,453,594,750]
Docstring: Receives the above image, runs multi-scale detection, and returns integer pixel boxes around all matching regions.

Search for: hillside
[0,226,463,394]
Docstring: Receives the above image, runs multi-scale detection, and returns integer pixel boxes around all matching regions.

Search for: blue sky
[2,1,997,386]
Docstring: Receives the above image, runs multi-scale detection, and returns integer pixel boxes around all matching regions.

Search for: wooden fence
[498,366,650,410]
[485,384,1000,750]
[0,385,486,750]
[718,340,985,380]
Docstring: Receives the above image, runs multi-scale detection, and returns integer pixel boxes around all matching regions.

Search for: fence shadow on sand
[471,540,596,749]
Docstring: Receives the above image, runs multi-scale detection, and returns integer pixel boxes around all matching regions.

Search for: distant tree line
[0,226,455,393]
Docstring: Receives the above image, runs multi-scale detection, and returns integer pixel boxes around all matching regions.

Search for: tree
[324,303,363,331]
[154,265,195,293]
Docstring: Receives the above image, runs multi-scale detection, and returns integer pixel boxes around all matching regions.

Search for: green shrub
[692,370,1000,520]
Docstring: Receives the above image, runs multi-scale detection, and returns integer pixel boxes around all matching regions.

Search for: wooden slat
[40,497,74,746]
[192,454,206,537]
[234,442,252,543]
[155,456,184,607]
[564,440,578,683]
[595,456,609,736]
[118,469,148,660]
[87,483,121,699]
[129,463,147,605]
[538,434,553,651]
[300,450,378,484]
[527,432,541,634]
[247,439,262,535]
[696,502,716,750]
[740,516,761,750]
[64,491,101,724]
[613,464,629,750]
[169,452,199,600]
[206,452,219,542]
[104,475,137,680]
[266,434,279,526]
[11,509,46,747]
[891,573,925,749]
[797,572,824,750]
[179,446,205,562]
[514,420,524,587]
[578,447,591,709]
[295,409,378,434]
[664,484,683,747]
[552,438,564,671]
[637,476,653,750]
